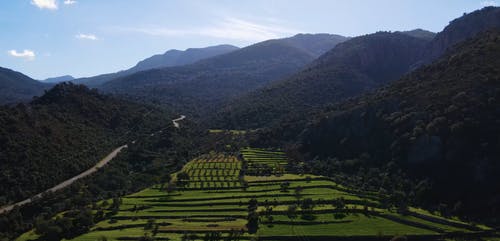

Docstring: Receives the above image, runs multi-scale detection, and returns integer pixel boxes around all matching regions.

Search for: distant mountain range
[100,33,348,115]
[72,44,240,87]
[0,44,241,104]
[42,75,75,83]
[129,44,239,73]
[214,7,500,129]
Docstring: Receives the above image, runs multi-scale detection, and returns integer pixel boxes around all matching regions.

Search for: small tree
[300,198,315,220]
[287,204,298,221]
[177,172,190,188]
[294,186,304,200]
[280,181,290,192]
[97,236,108,241]
[246,211,259,234]
[241,180,249,191]
[144,218,155,230]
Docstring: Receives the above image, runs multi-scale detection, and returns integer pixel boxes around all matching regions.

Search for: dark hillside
[216,32,429,129]
[0,83,170,206]
[297,31,500,221]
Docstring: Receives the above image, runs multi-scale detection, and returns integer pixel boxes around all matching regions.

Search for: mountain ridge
[0,67,50,104]
[213,31,430,129]
[100,33,349,115]
[73,44,240,87]
[213,7,500,129]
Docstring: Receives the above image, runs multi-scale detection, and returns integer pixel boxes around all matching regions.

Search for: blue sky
[0,0,497,80]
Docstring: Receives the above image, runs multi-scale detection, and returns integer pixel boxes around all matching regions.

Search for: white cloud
[75,33,98,40]
[201,17,298,41]
[113,17,299,42]
[480,0,498,6]
[63,0,77,5]
[7,50,36,61]
[31,0,58,10]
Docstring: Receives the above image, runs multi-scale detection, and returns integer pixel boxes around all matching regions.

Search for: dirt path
[0,145,127,215]
[172,115,186,128]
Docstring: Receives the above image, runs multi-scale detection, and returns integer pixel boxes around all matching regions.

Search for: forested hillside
[100,34,347,115]
[215,32,429,128]
[0,83,170,207]
[291,30,500,221]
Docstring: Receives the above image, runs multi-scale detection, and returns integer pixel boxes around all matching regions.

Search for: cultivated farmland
[17,148,493,241]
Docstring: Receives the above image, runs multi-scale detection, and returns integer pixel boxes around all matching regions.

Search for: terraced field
[241,148,287,176]
[17,149,493,241]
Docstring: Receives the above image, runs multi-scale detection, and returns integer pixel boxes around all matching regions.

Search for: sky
[0,0,497,80]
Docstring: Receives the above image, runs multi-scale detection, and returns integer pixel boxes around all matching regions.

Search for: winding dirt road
[0,145,128,215]
[0,114,187,215]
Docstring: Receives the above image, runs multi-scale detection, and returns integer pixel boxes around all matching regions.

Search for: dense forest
[0,83,171,207]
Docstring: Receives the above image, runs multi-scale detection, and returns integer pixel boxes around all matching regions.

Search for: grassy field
[17,148,493,241]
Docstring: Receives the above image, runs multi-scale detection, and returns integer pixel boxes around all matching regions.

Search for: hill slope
[0,83,170,207]
[215,32,429,128]
[73,44,239,87]
[296,30,500,220]
[0,67,50,104]
[101,34,348,114]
